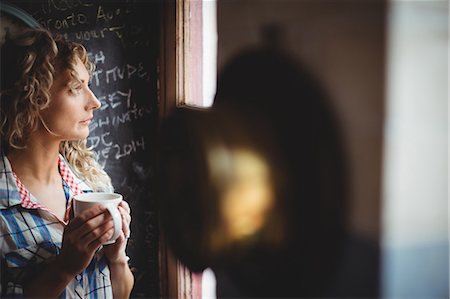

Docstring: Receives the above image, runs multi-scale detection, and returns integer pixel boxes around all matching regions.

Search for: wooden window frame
[158,1,209,298]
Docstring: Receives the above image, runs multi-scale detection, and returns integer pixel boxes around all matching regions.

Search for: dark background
[4,0,161,297]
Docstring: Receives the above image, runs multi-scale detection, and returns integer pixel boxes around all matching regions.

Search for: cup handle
[105,205,122,244]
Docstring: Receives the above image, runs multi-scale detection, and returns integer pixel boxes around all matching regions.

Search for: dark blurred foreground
[158,46,378,298]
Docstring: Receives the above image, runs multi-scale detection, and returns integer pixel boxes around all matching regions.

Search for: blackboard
[5,0,160,297]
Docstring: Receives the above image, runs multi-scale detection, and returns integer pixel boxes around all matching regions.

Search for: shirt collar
[0,154,84,211]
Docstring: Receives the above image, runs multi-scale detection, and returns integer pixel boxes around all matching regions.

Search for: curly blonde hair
[0,28,112,192]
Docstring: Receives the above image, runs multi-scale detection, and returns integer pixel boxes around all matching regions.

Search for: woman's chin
[63,132,90,142]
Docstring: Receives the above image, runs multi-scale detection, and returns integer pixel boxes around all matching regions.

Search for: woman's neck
[7,136,61,184]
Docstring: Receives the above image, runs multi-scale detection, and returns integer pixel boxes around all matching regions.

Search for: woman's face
[40,57,100,141]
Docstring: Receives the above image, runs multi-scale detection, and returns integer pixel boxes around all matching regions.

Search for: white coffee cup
[73,192,123,245]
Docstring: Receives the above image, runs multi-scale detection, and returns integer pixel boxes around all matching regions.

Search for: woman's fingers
[66,204,106,232]
[119,200,130,214]
[87,227,115,251]
[67,200,131,255]
[118,206,131,224]
[118,206,131,238]
[67,205,113,242]
[81,219,114,245]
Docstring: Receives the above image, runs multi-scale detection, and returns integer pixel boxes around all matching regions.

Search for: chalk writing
[88,50,106,65]
[88,136,145,161]
[89,107,151,132]
[40,0,94,14]
[87,131,113,148]
[92,62,148,86]
[97,89,131,111]
[96,5,123,23]
[75,28,107,41]
[38,12,88,30]
[107,25,126,40]
[112,137,145,160]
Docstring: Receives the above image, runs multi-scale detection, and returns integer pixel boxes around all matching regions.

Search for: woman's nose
[87,87,101,110]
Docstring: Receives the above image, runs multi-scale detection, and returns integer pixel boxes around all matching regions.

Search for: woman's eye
[70,85,82,95]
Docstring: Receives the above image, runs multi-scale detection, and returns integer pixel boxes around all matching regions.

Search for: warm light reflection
[208,147,274,243]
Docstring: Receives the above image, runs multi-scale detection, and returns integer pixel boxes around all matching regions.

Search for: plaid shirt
[0,154,113,298]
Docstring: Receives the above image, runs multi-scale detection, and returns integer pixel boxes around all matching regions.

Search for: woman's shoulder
[0,154,22,210]
[0,153,11,173]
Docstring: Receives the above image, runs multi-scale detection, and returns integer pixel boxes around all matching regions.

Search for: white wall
[382,1,449,297]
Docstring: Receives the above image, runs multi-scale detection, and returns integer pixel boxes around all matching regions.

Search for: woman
[0,28,133,298]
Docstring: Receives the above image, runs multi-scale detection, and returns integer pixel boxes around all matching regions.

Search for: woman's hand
[103,200,134,298]
[57,204,114,276]
[104,200,131,264]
